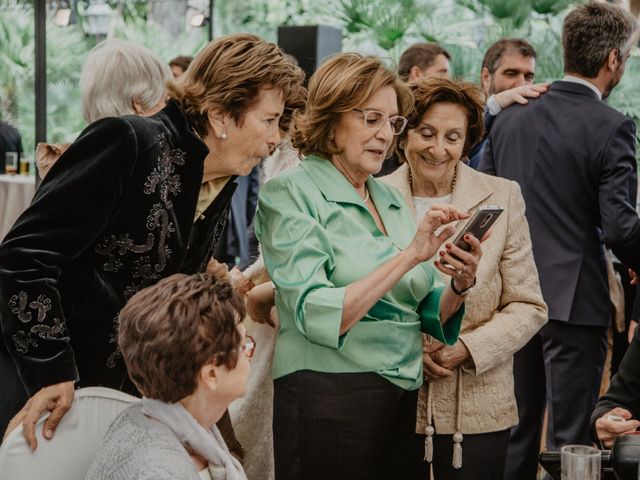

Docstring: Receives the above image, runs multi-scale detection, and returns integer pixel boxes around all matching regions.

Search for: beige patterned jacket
[381,162,548,435]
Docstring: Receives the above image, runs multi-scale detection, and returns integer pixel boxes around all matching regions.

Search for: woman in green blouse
[255,53,484,480]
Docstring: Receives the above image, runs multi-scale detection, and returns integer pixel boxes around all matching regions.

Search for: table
[0,174,36,241]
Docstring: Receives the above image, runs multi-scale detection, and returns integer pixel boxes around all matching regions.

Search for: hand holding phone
[440,205,503,270]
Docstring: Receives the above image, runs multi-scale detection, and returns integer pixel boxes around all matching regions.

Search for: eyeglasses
[240,335,256,359]
[352,109,408,136]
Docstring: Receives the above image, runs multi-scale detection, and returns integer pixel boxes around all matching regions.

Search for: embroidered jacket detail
[96,133,186,368]
[95,233,155,272]
[8,291,31,323]
[9,292,67,353]
[106,314,122,369]
[143,134,185,208]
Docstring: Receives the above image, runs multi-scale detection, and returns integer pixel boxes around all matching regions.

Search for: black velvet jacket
[0,100,236,396]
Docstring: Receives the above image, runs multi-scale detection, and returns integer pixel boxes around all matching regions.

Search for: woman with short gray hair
[79,39,171,124]
[36,39,171,178]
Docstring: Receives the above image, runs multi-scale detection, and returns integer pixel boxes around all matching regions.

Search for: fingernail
[45,430,53,439]
[439,251,445,256]
[445,243,451,249]
[464,235,470,240]
[434,261,439,266]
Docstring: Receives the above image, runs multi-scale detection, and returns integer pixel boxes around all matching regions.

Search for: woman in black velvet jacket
[0,33,303,449]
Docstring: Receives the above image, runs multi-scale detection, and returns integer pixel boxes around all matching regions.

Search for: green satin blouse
[255,156,463,390]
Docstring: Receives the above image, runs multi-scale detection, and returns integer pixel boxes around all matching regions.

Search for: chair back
[0,387,138,480]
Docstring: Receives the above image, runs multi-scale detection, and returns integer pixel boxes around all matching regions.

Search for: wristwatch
[450,276,476,297]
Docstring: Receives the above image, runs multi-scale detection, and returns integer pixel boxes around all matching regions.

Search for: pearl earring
[221,132,227,140]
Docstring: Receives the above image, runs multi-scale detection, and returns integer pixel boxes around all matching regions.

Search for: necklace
[409,165,457,196]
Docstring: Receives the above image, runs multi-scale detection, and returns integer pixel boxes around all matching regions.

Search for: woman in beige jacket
[381,77,547,480]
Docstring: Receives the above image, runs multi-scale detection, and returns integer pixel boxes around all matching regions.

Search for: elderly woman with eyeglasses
[255,53,486,480]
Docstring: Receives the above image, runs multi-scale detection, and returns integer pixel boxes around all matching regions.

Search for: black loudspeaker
[277,25,342,82]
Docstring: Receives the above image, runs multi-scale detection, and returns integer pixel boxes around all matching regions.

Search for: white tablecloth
[0,175,36,241]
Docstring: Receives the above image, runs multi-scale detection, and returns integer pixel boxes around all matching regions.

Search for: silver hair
[79,39,171,123]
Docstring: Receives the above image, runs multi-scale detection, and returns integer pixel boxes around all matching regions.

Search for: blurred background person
[398,42,452,82]
[169,55,193,79]
[467,38,540,169]
[381,77,546,479]
[87,272,251,480]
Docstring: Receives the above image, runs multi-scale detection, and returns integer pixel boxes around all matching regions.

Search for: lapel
[450,163,494,213]
[300,155,405,242]
[384,162,494,215]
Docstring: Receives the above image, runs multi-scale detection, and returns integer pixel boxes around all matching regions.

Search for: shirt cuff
[487,95,502,116]
[303,286,348,350]
[417,286,464,345]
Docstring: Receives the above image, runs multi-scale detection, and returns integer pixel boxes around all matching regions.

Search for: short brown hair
[118,272,246,403]
[398,77,485,159]
[290,53,413,160]
[169,55,193,71]
[563,2,636,78]
[168,33,305,137]
[481,38,536,74]
[398,43,451,81]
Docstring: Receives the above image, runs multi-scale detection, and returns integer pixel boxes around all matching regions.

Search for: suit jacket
[381,163,547,433]
[0,100,236,396]
[480,81,640,326]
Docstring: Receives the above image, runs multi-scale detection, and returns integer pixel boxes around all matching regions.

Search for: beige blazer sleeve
[460,182,548,375]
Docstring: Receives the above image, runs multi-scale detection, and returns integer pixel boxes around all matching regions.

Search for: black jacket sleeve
[599,118,640,270]
[591,325,640,444]
[0,117,138,395]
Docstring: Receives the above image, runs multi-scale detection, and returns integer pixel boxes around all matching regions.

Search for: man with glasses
[480,4,640,479]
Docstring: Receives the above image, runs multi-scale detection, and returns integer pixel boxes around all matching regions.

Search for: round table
[0,175,36,241]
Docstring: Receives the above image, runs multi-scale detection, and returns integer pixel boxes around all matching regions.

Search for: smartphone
[440,205,503,268]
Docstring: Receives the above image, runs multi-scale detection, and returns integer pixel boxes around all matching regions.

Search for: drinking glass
[561,444,601,480]
[5,152,18,175]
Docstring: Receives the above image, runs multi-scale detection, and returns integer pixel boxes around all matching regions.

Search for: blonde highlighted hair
[168,33,305,137]
[290,53,413,160]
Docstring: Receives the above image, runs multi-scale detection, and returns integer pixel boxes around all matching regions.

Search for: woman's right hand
[405,204,469,264]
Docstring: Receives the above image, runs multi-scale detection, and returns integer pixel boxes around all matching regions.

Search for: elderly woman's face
[404,101,467,181]
[207,87,284,178]
[332,85,398,178]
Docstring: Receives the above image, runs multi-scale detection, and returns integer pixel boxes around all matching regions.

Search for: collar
[562,75,602,100]
[383,162,493,215]
[300,155,402,210]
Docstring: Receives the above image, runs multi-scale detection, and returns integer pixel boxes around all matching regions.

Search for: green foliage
[0,2,88,156]
[1,0,639,162]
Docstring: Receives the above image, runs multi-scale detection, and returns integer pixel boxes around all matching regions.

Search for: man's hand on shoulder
[3,380,75,451]
[493,83,549,110]
[595,407,640,448]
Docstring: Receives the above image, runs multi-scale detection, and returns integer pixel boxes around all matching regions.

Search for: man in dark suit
[479,3,640,479]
